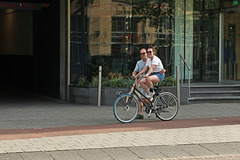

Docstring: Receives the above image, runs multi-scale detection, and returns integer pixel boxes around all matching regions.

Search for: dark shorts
[149,72,165,82]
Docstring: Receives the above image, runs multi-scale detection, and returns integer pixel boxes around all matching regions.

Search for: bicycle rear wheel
[113,94,139,123]
[154,92,179,121]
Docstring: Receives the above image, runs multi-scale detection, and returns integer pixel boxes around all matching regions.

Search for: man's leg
[136,99,144,119]
[136,85,149,119]
[138,99,143,115]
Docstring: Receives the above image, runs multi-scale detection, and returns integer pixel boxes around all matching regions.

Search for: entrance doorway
[193,11,219,82]
[0,2,61,98]
[222,11,240,81]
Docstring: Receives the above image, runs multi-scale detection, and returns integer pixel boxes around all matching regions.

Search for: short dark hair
[148,45,154,49]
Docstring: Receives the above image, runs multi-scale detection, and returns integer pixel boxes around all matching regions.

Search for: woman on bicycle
[136,45,166,99]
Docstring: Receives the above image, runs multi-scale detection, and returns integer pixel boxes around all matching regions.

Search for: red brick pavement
[0,117,240,140]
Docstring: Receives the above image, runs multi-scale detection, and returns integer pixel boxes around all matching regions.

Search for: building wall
[0,9,33,56]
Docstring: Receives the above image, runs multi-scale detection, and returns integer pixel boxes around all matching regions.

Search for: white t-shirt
[146,55,163,72]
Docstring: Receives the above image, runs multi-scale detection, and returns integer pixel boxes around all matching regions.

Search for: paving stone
[4,147,23,153]
[48,150,83,160]
[162,154,240,160]
[103,148,139,160]
[225,142,240,153]
[179,144,216,157]
[154,145,191,158]
[0,153,23,160]
[201,143,239,155]
[128,146,166,159]
[76,149,111,160]
[20,152,53,160]
[0,148,6,154]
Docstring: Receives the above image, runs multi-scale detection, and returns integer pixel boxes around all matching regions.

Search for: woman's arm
[143,65,156,77]
[160,68,166,74]
[135,65,148,77]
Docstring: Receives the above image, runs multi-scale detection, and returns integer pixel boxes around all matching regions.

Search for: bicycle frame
[128,77,157,116]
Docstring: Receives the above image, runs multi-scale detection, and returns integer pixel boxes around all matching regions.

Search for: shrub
[160,76,177,87]
[89,76,99,87]
[102,73,133,88]
[107,72,123,79]
[106,77,125,87]
[76,76,89,87]
[74,74,176,88]
[122,77,134,88]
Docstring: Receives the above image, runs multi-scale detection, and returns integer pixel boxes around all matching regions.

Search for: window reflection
[204,0,219,10]
[193,1,219,82]
[70,0,175,83]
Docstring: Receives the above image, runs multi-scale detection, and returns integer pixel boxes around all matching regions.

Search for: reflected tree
[132,0,175,75]
[132,0,174,48]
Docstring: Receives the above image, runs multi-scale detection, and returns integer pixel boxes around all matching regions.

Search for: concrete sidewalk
[1,100,240,129]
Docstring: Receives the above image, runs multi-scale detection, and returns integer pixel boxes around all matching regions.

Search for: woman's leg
[148,75,160,86]
[140,78,149,94]
[140,75,160,93]
[147,75,160,94]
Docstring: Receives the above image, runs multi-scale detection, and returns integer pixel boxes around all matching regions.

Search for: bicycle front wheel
[154,92,179,121]
[113,94,139,123]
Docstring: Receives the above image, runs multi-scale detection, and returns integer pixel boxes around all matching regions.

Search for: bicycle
[113,75,179,123]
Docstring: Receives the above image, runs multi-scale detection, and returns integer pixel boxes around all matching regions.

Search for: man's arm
[132,70,137,77]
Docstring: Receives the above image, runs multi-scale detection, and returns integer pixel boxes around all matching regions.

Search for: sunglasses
[140,52,146,55]
[147,51,152,54]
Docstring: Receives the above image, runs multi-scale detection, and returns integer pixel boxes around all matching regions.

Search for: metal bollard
[176,65,180,106]
[98,66,102,106]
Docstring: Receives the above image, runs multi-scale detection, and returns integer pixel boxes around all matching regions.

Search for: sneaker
[135,114,144,119]
[146,91,155,99]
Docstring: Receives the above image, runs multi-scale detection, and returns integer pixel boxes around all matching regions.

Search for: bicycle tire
[154,92,179,121]
[113,94,139,123]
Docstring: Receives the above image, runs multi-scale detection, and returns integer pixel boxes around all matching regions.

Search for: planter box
[160,86,188,105]
[69,87,98,105]
[69,86,189,106]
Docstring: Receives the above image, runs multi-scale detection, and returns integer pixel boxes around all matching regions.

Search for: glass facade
[222,11,240,81]
[192,1,220,82]
[70,0,240,84]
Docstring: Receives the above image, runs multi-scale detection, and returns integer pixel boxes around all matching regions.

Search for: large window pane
[193,1,219,82]
[70,0,176,84]
[223,12,240,81]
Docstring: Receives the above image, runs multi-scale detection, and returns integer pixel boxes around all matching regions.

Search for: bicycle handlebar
[131,74,141,80]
